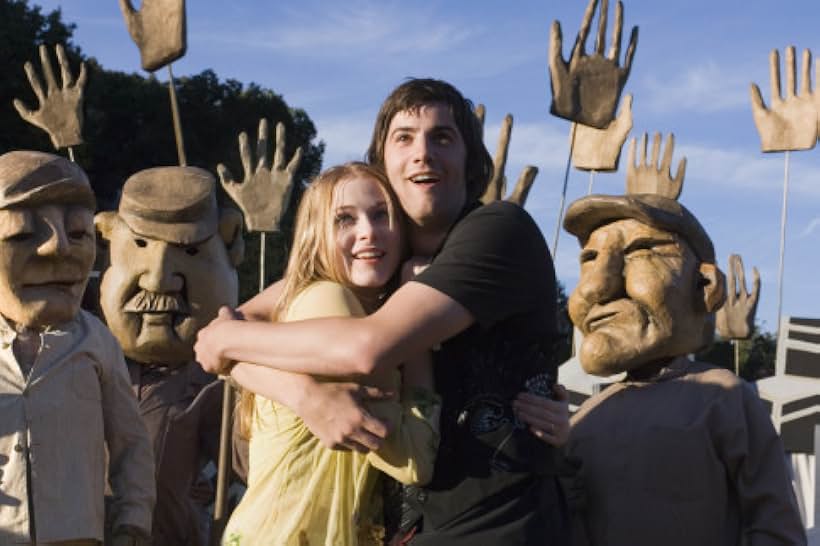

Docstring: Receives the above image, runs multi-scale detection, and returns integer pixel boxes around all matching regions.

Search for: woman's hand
[513,384,570,447]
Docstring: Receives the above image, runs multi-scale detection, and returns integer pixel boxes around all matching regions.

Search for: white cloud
[198,1,479,59]
[643,61,751,114]
[799,217,820,237]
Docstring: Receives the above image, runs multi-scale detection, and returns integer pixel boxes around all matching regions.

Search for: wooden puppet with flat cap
[96,166,244,546]
[560,154,805,545]
[0,151,154,545]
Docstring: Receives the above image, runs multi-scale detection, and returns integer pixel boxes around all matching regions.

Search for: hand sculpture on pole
[549,0,638,129]
[119,0,187,72]
[218,119,302,233]
[626,132,686,199]
[572,93,633,172]
[13,44,86,151]
[716,254,760,340]
[750,47,817,152]
[475,105,539,206]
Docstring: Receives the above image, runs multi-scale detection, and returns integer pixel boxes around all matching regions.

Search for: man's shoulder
[458,200,533,225]
[448,201,547,250]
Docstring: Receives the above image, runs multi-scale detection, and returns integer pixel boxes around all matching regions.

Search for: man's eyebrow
[623,235,678,253]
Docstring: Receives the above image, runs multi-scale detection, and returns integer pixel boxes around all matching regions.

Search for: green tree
[697,324,777,381]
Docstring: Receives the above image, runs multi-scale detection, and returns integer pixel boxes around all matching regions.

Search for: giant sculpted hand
[716,254,760,340]
[475,105,539,206]
[119,0,186,72]
[549,0,638,129]
[13,44,86,149]
[219,119,302,232]
[626,132,686,199]
[750,47,817,152]
[572,93,633,172]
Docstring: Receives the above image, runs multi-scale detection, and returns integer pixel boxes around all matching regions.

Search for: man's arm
[231,363,389,452]
[196,281,474,377]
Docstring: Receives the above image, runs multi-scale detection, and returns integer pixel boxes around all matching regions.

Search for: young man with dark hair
[197,78,570,544]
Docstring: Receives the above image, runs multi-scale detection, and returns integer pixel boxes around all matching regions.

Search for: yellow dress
[223,281,441,546]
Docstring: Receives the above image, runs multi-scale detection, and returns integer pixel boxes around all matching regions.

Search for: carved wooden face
[0,203,94,328]
[568,218,708,376]
[98,214,237,365]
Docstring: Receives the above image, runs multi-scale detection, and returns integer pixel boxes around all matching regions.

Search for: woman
[222,162,440,545]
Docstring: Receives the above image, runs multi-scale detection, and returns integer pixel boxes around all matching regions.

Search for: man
[561,191,806,545]
[96,166,244,546]
[0,151,154,545]
[196,79,570,544]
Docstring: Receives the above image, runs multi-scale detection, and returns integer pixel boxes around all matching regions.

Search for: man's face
[382,103,467,233]
[568,218,706,375]
[0,203,94,328]
[100,216,237,365]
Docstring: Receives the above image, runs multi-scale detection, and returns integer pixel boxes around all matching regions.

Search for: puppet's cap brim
[0,151,95,210]
[563,193,715,263]
[119,166,218,245]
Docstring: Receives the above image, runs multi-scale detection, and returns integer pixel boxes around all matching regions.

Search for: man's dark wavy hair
[366,78,493,205]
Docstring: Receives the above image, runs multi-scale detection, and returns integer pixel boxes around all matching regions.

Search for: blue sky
[32,0,820,333]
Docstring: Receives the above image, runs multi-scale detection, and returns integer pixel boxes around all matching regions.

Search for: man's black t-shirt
[405,200,568,545]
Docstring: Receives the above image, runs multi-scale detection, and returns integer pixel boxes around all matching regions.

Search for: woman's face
[332,175,402,290]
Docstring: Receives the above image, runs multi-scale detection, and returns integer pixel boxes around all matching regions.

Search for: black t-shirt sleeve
[415,201,556,330]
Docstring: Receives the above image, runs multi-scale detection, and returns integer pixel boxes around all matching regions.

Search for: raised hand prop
[626,132,686,199]
[716,254,760,341]
[549,0,638,129]
[750,47,817,152]
[218,119,302,233]
[13,44,86,156]
[749,46,815,335]
[119,0,186,72]
[475,105,539,207]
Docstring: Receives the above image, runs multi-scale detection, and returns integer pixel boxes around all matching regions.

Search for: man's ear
[219,207,245,267]
[699,262,726,313]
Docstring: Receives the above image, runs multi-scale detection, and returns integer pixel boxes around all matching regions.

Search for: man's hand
[716,254,760,340]
[119,0,186,72]
[513,384,570,447]
[297,381,391,452]
[475,105,539,206]
[572,93,633,172]
[13,44,86,150]
[218,118,302,232]
[751,47,817,152]
[549,0,638,129]
[195,306,239,374]
[626,132,686,199]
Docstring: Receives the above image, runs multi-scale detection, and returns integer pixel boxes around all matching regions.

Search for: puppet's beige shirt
[0,310,154,543]
[568,356,806,546]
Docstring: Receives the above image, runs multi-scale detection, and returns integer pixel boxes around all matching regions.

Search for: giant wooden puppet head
[563,175,726,377]
[96,167,243,365]
[0,151,95,329]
